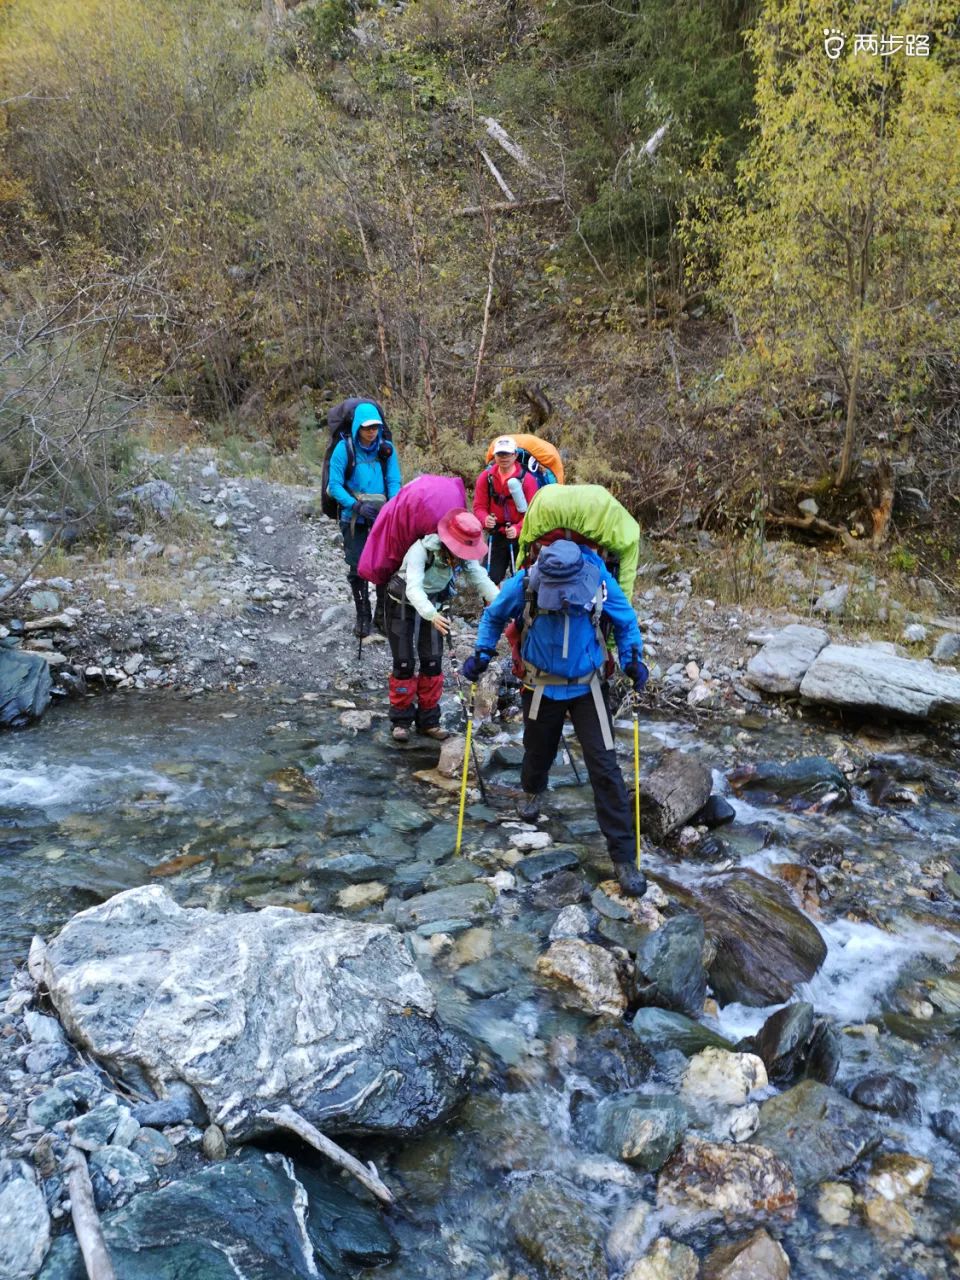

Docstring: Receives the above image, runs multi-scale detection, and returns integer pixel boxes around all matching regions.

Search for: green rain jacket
[516,484,640,599]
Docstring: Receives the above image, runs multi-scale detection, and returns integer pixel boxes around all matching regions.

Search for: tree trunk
[835,319,862,487]
[467,240,497,438]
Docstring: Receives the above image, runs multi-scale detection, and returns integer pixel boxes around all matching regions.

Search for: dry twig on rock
[259,1105,395,1205]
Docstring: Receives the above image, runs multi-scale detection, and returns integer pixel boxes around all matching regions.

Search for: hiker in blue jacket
[462,540,649,896]
[327,401,402,637]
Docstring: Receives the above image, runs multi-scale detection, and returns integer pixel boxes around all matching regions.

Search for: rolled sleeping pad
[506,476,528,514]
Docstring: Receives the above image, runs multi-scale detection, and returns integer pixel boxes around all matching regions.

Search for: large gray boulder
[746,625,830,694]
[932,633,960,664]
[39,886,472,1142]
[0,647,52,729]
[799,644,960,718]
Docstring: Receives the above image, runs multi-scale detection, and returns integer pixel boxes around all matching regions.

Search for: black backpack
[319,397,394,520]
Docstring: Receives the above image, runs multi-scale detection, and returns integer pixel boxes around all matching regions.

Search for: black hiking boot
[614,861,648,899]
[517,792,541,822]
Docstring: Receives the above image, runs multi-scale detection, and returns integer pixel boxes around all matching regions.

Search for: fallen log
[766,511,857,550]
[482,117,547,181]
[457,196,562,218]
[478,148,516,202]
[259,1105,395,1205]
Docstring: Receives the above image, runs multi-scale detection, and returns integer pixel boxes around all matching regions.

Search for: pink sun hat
[437,508,487,560]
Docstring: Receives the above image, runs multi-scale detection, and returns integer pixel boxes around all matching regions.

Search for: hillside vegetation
[0,0,958,586]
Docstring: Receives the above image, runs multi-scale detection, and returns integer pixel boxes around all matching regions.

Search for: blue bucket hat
[528,540,602,612]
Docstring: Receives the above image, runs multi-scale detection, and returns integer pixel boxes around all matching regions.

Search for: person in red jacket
[473,436,539,584]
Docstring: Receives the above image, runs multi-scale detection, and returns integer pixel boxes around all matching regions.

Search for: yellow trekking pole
[632,692,642,871]
[454,683,476,857]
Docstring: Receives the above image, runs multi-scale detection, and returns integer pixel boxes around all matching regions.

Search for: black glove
[623,659,649,691]
[462,651,493,682]
[353,500,382,524]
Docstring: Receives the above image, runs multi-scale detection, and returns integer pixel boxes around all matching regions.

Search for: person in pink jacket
[472,436,539,584]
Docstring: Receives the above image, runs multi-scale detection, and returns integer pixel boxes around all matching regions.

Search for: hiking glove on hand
[624,660,649,691]
[462,651,492,682]
[354,500,381,524]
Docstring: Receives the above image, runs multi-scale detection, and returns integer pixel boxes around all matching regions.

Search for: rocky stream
[2,674,960,1279]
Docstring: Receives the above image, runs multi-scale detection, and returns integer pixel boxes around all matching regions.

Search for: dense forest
[1,0,958,583]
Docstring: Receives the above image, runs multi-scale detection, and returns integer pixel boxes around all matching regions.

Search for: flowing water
[3,692,960,1278]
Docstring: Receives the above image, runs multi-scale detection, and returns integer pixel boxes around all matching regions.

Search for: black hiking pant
[520,685,634,865]
[340,519,384,629]
[485,531,517,585]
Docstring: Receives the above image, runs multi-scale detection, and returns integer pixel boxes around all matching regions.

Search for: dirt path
[8,445,859,721]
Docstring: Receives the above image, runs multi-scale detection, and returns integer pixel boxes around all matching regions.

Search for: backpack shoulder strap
[520,576,538,633]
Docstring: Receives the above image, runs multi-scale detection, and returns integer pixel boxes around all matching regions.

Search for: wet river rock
[535,938,627,1017]
[38,1149,390,1280]
[702,1228,791,1280]
[568,1021,655,1090]
[662,870,827,1007]
[849,1072,921,1121]
[745,1002,841,1086]
[0,646,52,729]
[727,756,848,805]
[632,1007,734,1056]
[511,1179,607,1280]
[657,1136,797,1223]
[632,913,707,1018]
[625,1237,699,1280]
[38,885,472,1141]
[591,1093,687,1171]
[753,1080,881,1189]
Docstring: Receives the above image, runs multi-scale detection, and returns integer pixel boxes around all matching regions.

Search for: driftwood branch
[457,196,562,218]
[478,149,516,203]
[65,1148,117,1280]
[767,511,858,550]
[259,1105,395,1205]
[481,118,547,181]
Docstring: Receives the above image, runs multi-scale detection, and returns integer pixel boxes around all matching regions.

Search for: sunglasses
[494,451,516,458]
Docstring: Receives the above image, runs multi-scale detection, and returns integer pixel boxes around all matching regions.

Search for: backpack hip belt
[522,663,613,750]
